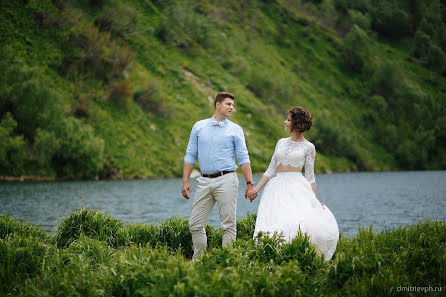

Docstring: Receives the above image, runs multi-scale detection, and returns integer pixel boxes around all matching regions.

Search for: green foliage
[52,117,105,178]
[109,79,133,107]
[371,60,404,100]
[55,209,123,248]
[348,9,370,31]
[156,3,216,49]
[426,43,446,74]
[133,78,168,115]
[1,213,445,296]
[371,1,408,39]
[1,0,446,179]
[94,0,137,39]
[0,215,49,241]
[417,0,444,46]
[413,29,432,59]
[60,21,133,82]
[0,114,26,175]
[342,25,371,72]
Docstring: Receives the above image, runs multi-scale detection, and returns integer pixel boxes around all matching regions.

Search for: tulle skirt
[253,172,339,260]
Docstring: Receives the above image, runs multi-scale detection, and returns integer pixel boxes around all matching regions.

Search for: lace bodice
[264,137,316,183]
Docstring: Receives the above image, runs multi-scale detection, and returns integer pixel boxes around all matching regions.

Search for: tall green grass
[1,210,445,296]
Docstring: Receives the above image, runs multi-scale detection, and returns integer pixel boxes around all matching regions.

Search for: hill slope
[1,0,445,179]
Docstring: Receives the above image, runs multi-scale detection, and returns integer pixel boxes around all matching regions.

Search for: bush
[371,60,404,100]
[156,3,215,49]
[371,1,409,39]
[412,29,432,59]
[0,113,26,175]
[348,9,370,31]
[50,117,105,178]
[133,78,168,115]
[109,79,133,108]
[95,1,136,39]
[334,0,370,13]
[33,128,61,169]
[0,215,49,240]
[60,23,133,82]
[427,43,446,74]
[312,120,362,165]
[55,209,123,248]
[0,58,62,142]
[417,0,443,46]
[342,25,371,72]
[1,213,445,296]
[0,235,49,295]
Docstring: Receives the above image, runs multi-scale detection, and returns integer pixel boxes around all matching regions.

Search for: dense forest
[1,0,445,179]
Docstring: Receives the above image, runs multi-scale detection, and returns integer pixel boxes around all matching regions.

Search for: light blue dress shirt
[184,116,250,174]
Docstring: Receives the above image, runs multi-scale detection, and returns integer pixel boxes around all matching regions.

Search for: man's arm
[182,163,194,199]
[240,163,255,200]
[182,123,198,200]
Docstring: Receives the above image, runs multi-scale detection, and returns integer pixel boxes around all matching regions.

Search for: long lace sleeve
[264,140,281,178]
[304,143,316,184]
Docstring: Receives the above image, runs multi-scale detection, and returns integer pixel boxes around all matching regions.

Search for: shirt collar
[210,116,228,127]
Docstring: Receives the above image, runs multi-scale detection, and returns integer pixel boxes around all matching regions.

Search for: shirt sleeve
[234,126,250,166]
[304,143,316,184]
[264,140,280,178]
[184,123,198,164]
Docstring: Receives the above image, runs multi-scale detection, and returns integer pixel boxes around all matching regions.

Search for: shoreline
[0,168,438,182]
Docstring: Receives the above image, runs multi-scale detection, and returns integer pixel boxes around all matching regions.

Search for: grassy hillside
[1,0,445,179]
[1,211,445,296]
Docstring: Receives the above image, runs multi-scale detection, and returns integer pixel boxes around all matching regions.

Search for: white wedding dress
[253,137,339,260]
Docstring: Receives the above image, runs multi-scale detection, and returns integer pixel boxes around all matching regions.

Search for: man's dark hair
[289,106,313,133]
[214,92,234,109]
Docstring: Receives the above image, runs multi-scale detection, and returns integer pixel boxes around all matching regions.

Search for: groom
[182,91,256,258]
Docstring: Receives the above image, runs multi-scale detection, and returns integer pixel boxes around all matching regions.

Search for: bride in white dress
[248,106,339,260]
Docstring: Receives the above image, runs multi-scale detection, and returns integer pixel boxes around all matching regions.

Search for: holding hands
[245,184,258,202]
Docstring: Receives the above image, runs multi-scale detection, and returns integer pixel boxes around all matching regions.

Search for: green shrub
[342,25,371,72]
[427,43,446,74]
[236,212,257,241]
[60,22,133,82]
[95,1,136,39]
[109,79,133,108]
[0,215,49,241]
[371,1,409,39]
[417,0,443,46]
[371,60,404,100]
[412,30,432,59]
[348,9,370,31]
[334,0,370,13]
[66,235,114,266]
[133,78,167,115]
[0,235,49,295]
[156,3,215,49]
[55,209,123,248]
[0,113,27,175]
[0,213,445,296]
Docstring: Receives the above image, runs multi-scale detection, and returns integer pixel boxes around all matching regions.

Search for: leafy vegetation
[1,210,445,296]
[1,0,445,179]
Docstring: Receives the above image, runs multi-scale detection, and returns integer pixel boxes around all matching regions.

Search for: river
[1,171,445,236]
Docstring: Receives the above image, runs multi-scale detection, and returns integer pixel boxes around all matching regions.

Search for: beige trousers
[189,172,239,258]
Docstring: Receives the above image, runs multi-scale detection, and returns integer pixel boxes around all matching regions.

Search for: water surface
[1,171,445,236]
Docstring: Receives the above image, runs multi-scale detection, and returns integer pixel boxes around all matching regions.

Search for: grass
[1,0,445,179]
[1,210,445,296]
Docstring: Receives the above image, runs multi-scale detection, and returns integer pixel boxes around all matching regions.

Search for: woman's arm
[311,182,316,196]
[248,175,270,201]
[248,140,281,201]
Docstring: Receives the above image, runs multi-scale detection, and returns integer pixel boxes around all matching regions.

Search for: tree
[342,25,371,72]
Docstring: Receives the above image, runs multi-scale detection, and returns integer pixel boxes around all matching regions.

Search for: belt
[201,171,234,178]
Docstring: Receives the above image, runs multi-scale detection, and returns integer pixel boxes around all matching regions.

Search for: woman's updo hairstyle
[289,106,312,133]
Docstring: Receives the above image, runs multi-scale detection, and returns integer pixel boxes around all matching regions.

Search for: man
[182,91,257,259]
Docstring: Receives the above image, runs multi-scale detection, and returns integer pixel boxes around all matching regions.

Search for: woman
[248,106,339,260]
